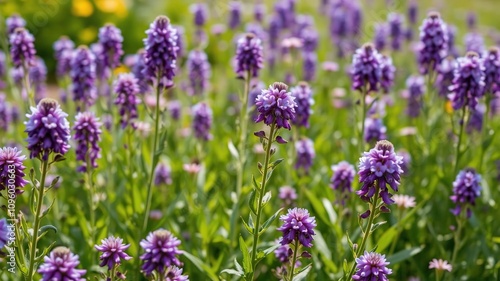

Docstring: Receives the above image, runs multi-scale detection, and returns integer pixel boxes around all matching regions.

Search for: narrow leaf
[239,236,253,274]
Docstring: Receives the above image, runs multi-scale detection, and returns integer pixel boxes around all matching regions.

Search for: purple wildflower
[38,246,86,281]
[73,111,102,172]
[352,251,392,281]
[449,52,485,111]
[114,73,140,129]
[295,138,315,173]
[140,229,182,276]
[464,32,485,55]
[302,52,317,82]
[357,140,403,205]
[0,147,28,195]
[291,82,314,128]
[70,46,97,110]
[143,16,179,89]
[191,102,213,141]
[131,50,150,94]
[450,168,481,218]
[174,26,186,59]
[191,3,208,27]
[330,161,355,203]
[29,57,47,101]
[9,27,36,68]
[446,25,459,58]
[388,12,404,51]
[364,117,387,143]
[467,12,477,31]
[255,82,297,130]
[0,51,5,86]
[168,100,182,121]
[279,186,298,207]
[466,104,484,134]
[53,36,75,76]
[25,98,71,160]
[274,240,292,263]
[95,236,132,270]
[154,162,172,186]
[380,55,395,93]
[254,3,266,23]
[483,47,500,94]
[98,23,124,70]
[228,1,242,30]
[417,12,448,75]
[350,43,383,93]
[90,43,109,80]
[0,218,7,249]
[373,23,388,51]
[6,14,26,34]
[300,27,319,53]
[0,94,10,130]
[268,15,281,50]
[435,57,457,97]
[351,3,363,37]
[187,50,211,96]
[408,0,418,25]
[165,266,189,281]
[234,33,264,79]
[277,207,316,247]
[405,75,425,117]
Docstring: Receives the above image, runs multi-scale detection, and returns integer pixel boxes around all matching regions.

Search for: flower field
[1,0,500,280]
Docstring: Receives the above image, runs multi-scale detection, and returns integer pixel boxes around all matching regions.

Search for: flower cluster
[70,46,97,110]
[228,1,242,30]
[9,27,36,68]
[114,73,140,129]
[98,24,124,70]
[277,207,317,248]
[380,55,395,93]
[95,236,132,270]
[140,229,182,276]
[191,102,213,141]
[73,111,102,172]
[131,49,150,94]
[436,57,457,97]
[234,33,264,79]
[295,138,315,174]
[0,147,28,195]
[350,43,383,93]
[154,162,173,186]
[29,57,48,101]
[25,98,71,160]
[449,52,485,111]
[364,117,387,143]
[417,12,448,74]
[352,251,392,281]
[279,186,297,207]
[0,218,7,249]
[450,168,482,218]
[6,14,26,34]
[53,36,75,76]
[357,140,403,206]
[330,161,355,204]
[255,82,297,130]
[186,50,211,96]
[388,12,404,50]
[291,82,314,128]
[483,47,500,94]
[405,75,425,117]
[38,246,86,281]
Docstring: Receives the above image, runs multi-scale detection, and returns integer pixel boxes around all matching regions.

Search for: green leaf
[386,246,424,264]
[260,208,283,234]
[252,175,260,190]
[261,191,271,208]
[228,140,239,159]
[292,263,312,281]
[249,190,258,215]
[321,198,337,224]
[262,243,280,256]
[370,221,387,233]
[239,236,253,274]
[269,158,284,170]
[377,227,397,252]
[234,258,244,273]
[220,268,244,277]
[241,217,254,234]
[181,251,219,281]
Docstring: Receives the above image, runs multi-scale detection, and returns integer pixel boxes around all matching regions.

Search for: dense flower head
[164,266,189,281]
[351,43,383,92]
[187,50,211,96]
[464,32,485,55]
[364,117,387,143]
[291,82,314,128]
[174,26,186,59]
[407,0,418,25]
[274,239,292,263]
[302,52,317,82]
[143,16,179,88]
[429,259,452,272]
[70,46,97,110]
[279,186,297,207]
[191,102,213,141]
[435,57,457,97]
[154,162,172,186]
[53,36,75,76]
[373,23,388,51]
[6,14,26,34]
[277,207,316,247]
[234,33,264,78]
[446,25,459,58]
[357,140,403,205]
[352,251,392,281]
[450,168,482,218]
[467,12,477,30]
[0,51,5,81]
[330,161,355,197]
[29,56,47,101]
[98,23,124,70]
[114,73,140,129]
[140,229,182,276]
[388,12,404,50]
[90,43,109,80]
[73,111,102,172]
[0,218,7,249]
[300,27,319,53]
[131,49,150,94]
[228,1,242,30]
[38,246,86,281]
[254,3,266,23]
[405,75,425,117]
[466,104,484,134]
[9,27,37,68]
[25,98,71,160]
[295,138,315,173]
[380,55,395,93]
[95,236,132,270]
[0,147,28,195]
[255,82,297,130]
[449,52,485,111]
[190,3,208,27]
[417,12,448,74]
[268,15,282,50]
[483,47,500,94]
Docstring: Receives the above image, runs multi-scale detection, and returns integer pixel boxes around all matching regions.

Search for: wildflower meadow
[1,0,500,280]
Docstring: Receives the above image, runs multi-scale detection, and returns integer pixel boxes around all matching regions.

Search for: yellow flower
[72,0,94,17]
[95,0,128,17]
[445,100,453,114]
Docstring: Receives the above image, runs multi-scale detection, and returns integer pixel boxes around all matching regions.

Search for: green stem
[478,93,492,173]
[453,107,467,175]
[346,190,380,281]
[86,153,96,250]
[22,64,34,108]
[142,81,163,233]
[249,122,277,280]
[27,159,49,280]
[450,215,464,271]
[358,87,368,153]
[288,239,300,281]
[110,264,117,281]
[236,70,251,197]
